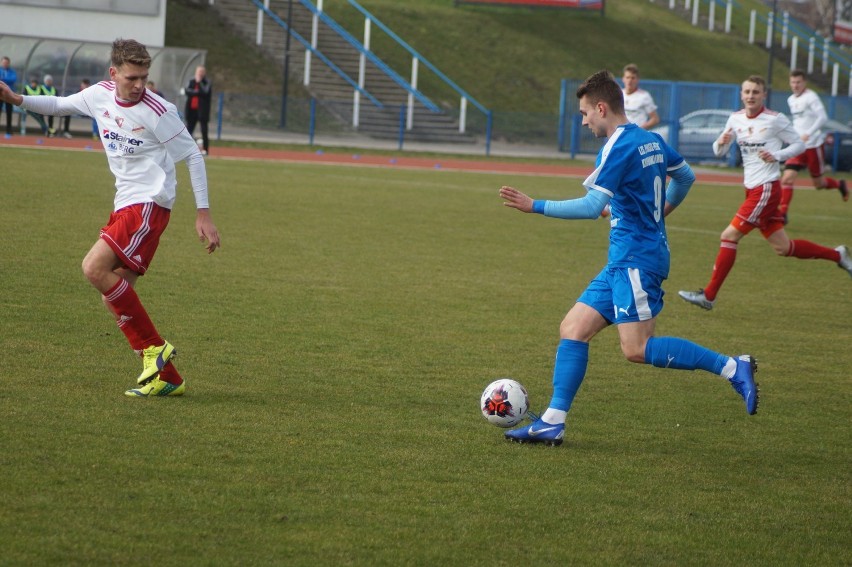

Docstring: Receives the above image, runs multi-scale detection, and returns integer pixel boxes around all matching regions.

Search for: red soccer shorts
[99,202,171,275]
[784,146,826,178]
[731,180,785,237]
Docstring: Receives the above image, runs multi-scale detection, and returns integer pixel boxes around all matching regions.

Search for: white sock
[720,357,737,380]
[541,408,567,424]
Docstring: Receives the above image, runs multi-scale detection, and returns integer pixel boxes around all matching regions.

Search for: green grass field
[1,147,850,565]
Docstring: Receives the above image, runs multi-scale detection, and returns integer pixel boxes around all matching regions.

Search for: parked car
[651,109,738,164]
[822,119,852,172]
[652,109,852,171]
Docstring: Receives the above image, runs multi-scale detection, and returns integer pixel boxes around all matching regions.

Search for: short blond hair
[111,39,151,69]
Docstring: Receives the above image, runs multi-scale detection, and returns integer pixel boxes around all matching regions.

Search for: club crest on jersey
[115,116,124,128]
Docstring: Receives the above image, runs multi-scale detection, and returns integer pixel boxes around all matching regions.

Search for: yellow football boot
[125,378,185,398]
[137,341,176,385]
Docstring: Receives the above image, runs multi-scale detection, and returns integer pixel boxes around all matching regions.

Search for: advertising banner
[836,0,852,44]
[456,0,603,9]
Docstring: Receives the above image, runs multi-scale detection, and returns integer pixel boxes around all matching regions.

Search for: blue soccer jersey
[583,123,686,279]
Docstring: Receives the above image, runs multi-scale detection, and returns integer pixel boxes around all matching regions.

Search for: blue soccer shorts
[577,266,664,324]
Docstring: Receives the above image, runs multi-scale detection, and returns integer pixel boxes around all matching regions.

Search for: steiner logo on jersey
[102,129,144,154]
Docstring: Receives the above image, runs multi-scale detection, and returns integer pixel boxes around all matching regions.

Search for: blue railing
[249,0,383,108]
[252,0,493,153]
[739,2,852,83]
[345,0,490,118]
[297,0,440,112]
[754,8,852,72]
[670,0,852,92]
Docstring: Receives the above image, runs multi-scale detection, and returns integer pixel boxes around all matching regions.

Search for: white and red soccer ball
[480,378,529,428]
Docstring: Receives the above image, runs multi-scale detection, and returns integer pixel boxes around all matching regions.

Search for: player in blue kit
[498,70,759,446]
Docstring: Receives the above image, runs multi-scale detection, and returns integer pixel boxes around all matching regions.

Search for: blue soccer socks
[644,336,727,374]
[549,339,589,412]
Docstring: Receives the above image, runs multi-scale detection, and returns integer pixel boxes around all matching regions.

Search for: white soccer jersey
[787,88,828,149]
[21,82,200,211]
[622,88,657,126]
[713,108,804,188]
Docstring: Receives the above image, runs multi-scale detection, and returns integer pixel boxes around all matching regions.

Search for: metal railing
[249,0,383,109]
[343,0,491,137]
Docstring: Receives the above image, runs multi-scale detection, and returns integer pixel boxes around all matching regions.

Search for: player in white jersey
[497,70,759,447]
[779,69,848,221]
[679,75,852,311]
[621,64,659,130]
[0,39,220,397]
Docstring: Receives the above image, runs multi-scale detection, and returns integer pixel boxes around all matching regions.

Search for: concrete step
[210,0,474,144]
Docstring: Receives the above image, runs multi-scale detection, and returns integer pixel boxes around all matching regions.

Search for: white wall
[0,0,167,47]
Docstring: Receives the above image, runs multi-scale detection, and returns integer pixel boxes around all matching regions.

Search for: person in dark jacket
[184,65,211,154]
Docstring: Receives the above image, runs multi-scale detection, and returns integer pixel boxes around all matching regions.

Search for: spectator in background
[41,74,58,135]
[23,76,53,137]
[621,63,659,130]
[61,78,98,139]
[147,80,165,99]
[779,69,848,223]
[184,65,212,155]
[0,56,17,137]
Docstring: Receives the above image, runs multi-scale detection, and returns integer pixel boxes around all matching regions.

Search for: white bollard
[832,63,839,96]
[749,10,756,44]
[808,36,815,74]
[708,0,715,31]
[765,12,773,49]
[407,58,418,131]
[725,0,732,33]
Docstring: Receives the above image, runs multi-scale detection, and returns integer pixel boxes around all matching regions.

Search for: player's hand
[758,150,777,163]
[195,209,220,254]
[499,185,534,213]
[717,128,733,146]
[0,82,22,105]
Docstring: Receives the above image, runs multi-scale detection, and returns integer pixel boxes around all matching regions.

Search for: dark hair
[790,69,806,80]
[576,70,624,114]
[111,39,151,69]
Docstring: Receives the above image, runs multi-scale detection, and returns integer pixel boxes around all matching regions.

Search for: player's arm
[804,97,828,139]
[642,109,660,130]
[14,90,86,116]
[184,151,220,254]
[0,81,22,105]
[161,115,221,253]
[766,116,805,163]
[663,161,695,217]
[713,118,735,157]
[499,185,609,219]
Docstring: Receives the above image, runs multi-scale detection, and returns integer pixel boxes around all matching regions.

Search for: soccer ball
[480,378,529,428]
